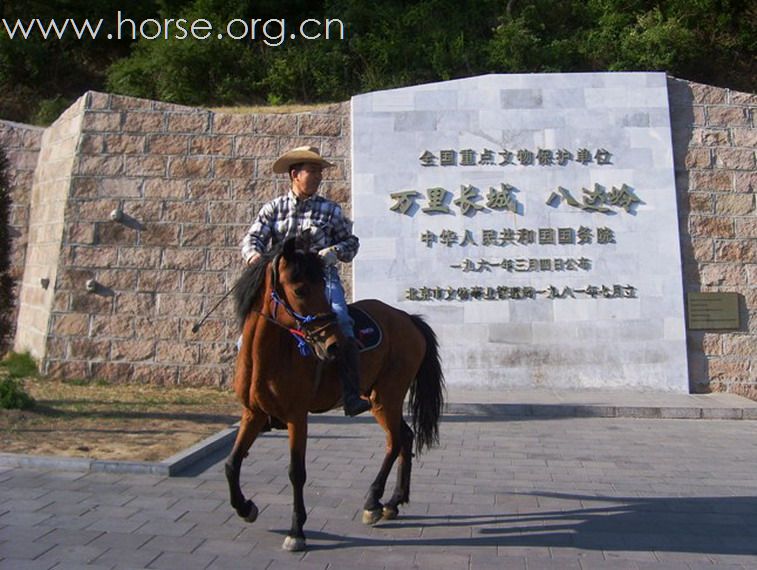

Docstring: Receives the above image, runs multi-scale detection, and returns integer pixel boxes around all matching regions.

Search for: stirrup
[343,396,371,417]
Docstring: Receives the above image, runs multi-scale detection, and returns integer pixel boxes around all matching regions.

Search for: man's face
[291,164,323,198]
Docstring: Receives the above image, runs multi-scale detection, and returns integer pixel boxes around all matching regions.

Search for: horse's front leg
[225,408,267,522]
[282,416,308,552]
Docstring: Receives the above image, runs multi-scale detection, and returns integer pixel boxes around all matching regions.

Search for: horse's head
[268,238,341,361]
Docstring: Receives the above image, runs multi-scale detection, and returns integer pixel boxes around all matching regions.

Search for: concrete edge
[2,403,755,476]
[444,403,757,420]
[0,425,239,477]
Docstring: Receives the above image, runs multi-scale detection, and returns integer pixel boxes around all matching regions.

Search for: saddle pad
[348,306,382,352]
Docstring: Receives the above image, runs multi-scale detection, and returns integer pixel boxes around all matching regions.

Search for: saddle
[348,306,382,352]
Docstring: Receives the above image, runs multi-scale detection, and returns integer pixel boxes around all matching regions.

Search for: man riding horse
[240,146,371,417]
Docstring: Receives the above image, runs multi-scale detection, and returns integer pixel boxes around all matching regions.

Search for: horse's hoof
[239,500,258,523]
[382,505,399,520]
[282,536,306,552]
[362,508,383,525]
[244,502,259,523]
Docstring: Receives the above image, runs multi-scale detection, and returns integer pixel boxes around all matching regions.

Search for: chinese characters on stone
[405,284,638,301]
[419,148,613,167]
[390,184,641,216]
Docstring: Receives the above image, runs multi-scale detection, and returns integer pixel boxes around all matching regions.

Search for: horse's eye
[293,287,306,298]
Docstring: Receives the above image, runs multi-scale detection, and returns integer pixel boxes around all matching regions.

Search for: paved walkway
[2,389,757,569]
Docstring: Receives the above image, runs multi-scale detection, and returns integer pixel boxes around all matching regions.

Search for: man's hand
[246,252,262,267]
[318,246,340,266]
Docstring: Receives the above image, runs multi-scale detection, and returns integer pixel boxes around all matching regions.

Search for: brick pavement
[2,410,757,569]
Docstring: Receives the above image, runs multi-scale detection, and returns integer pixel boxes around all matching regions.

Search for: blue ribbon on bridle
[270,291,317,357]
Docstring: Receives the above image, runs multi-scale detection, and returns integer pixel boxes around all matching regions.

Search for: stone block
[147,134,190,155]
[255,113,297,135]
[98,178,141,198]
[723,335,757,357]
[714,239,757,263]
[103,134,146,154]
[734,171,756,192]
[52,313,89,336]
[684,149,712,169]
[298,114,342,136]
[178,365,224,386]
[118,247,161,269]
[122,111,164,133]
[137,270,181,293]
[155,294,203,317]
[110,94,152,110]
[143,178,186,199]
[160,248,206,270]
[76,155,124,176]
[180,225,226,247]
[708,358,750,381]
[707,106,750,127]
[132,317,181,339]
[688,216,734,238]
[97,268,139,290]
[214,158,256,179]
[68,338,110,360]
[81,111,122,132]
[182,271,225,294]
[94,222,138,246]
[114,292,157,316]
[715,194,755,216]
[168,156,212,178]
[110,339,155,361]
[211,113,255,134]
[233,136,278,157]
[691,84,728,105]
[698,263,747,287]
[123,155,167,176]
[735,218,757,238]
[714,148,756,170]
[187,180,230,200]
[155,341,199,364]
[131,364,178,385]
[731,128,757,148]
[91,315,134,338]
[89,362,134,382]
[139,224,180,246]
[162,202,207,223]
[166,112,210,133]
[697,128,730,146]
[189,135,233,156]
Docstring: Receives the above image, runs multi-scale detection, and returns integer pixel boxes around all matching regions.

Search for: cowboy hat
[272,146,334,174]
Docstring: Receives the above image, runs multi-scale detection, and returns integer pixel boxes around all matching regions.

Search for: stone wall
[11,91,349,385]
[668,78,756,398]
[0,119,44,346]
[2,77,754,396]
[12,97,86,359]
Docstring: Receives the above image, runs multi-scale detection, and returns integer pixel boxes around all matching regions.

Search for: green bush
[0,377,35,410]
[0,351,38,379]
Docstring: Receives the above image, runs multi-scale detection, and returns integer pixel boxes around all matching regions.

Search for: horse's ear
[282,237,298,259]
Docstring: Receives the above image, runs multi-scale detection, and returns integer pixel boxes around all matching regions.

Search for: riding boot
[338,339,371,417]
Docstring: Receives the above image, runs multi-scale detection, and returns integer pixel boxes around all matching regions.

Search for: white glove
[245,252,262,267]
[318,246,339,266]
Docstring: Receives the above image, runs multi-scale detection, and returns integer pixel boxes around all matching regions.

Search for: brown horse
[225,238,444,551]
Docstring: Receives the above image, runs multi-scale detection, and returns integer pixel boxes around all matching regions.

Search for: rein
[258,253,337,358]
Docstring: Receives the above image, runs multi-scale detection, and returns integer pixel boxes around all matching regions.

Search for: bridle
[260,252,338,358]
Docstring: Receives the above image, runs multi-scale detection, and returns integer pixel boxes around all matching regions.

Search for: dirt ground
[0,375,242,462]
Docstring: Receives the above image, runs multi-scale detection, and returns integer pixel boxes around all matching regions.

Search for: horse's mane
[234,237,325,328]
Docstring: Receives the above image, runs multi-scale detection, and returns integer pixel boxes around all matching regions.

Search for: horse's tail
[408,314,445,455]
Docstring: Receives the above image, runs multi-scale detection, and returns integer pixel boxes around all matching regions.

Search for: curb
[3,401,756,476]
[0,425,238,476]
[445,402,757,420]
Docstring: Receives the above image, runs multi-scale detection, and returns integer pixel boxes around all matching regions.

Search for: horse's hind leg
[362,408,402,525]
[225,408,267,522]
[382,419,414,520]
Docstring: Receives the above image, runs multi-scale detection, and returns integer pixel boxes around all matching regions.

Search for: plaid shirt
[241,191,359,264]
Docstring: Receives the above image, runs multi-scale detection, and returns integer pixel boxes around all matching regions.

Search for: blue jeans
[324,266,354,339]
